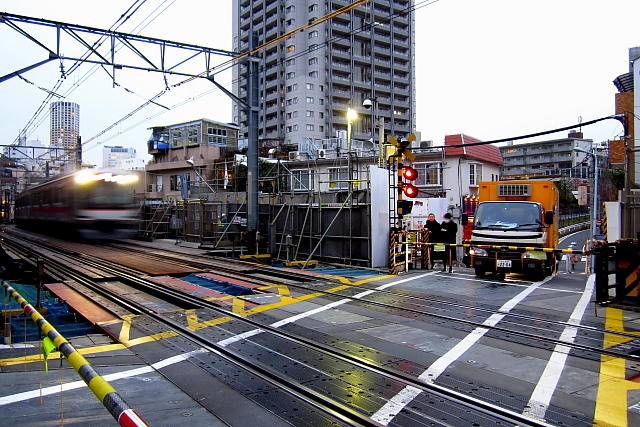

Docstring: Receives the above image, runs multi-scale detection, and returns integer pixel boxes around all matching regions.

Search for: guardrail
[1,281,148,427]
[559,221,590,237]
[414,242,585,255]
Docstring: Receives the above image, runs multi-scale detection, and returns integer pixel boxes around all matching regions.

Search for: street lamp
[573,146,599,241]
[363,97,385,167]
[346,107,358,153]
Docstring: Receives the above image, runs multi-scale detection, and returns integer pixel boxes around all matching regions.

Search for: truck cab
[468,181,559,279]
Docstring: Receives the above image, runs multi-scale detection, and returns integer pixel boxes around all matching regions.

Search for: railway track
[97,241,640,366]
[1,233,550,426]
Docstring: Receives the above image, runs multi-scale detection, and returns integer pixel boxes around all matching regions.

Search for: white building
[103,146,136,168]
[116,157,146,170]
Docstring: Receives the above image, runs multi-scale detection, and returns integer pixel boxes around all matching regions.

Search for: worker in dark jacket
[440,212,458,273]
[424,213,441,269]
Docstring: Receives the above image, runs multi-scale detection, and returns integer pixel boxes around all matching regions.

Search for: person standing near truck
[425,213,441,269]
[440,213,458,273]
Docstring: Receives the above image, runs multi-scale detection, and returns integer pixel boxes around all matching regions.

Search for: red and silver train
[15,169,140,239]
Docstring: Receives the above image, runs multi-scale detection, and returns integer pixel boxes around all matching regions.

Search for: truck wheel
[474,267,485,277]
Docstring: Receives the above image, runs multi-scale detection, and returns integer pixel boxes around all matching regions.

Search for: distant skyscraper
[50,101,80,166]
[103,146,136,168]
[232,0,415,147]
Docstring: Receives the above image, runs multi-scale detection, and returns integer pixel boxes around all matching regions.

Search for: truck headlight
[523,251,546,260]
[470,247,488,257]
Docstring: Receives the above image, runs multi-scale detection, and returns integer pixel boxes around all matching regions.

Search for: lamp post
[346,108,358,190]
[573,146,599,241]
[346,107,358,153]
[363,97,385,167]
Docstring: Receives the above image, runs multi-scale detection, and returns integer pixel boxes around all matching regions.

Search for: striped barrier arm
[411,242,586,255]
[1,281,148,427]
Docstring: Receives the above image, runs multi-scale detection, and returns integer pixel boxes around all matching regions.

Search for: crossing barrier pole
[1,281,148,427]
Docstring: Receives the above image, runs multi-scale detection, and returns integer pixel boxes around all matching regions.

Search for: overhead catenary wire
[10,0,153,144]
[83,0,438,150]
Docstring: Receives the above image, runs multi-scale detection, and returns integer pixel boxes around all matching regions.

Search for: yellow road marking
[118,314,136,343]
[594,308,640,426]
[0,343,126,367]
[0,272,390,365]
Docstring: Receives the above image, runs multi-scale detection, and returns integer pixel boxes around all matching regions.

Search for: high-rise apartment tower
[50,101,80,165]
[232,0,415,148]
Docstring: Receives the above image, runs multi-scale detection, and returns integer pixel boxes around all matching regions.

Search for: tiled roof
[444,134,503,165]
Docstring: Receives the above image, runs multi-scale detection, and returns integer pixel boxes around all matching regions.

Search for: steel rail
[2,235,548,426]
[0,237,375,427]
[100,241,640,345]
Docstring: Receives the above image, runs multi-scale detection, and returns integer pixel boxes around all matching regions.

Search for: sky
[0,0,638,167]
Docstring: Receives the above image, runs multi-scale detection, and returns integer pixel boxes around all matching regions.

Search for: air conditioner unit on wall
[317,149,326,159]
[288,151,299,161]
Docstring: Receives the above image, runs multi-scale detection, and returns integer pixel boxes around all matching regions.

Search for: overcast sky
[0,0,638,166]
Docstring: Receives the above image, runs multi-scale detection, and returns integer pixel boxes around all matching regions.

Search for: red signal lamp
[401,166,417,181]
[403,183,419,198]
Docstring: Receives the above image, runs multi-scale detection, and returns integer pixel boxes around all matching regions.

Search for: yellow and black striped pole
[2,281,148,427]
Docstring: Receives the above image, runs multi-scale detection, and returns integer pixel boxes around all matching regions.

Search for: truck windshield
[474,202,542,230]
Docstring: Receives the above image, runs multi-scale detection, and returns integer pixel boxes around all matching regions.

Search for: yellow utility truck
[466,180,559,279]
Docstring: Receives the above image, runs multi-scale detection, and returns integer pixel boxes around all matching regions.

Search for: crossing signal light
[397,200,413,217]
[402,183,419,198]
[401,165,417,181]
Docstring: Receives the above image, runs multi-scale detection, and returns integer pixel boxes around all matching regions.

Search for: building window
[286,72,295,80]
[319,112,324,119]
[306,97,314,104]
[319,125,324,132]
[306,124,314,131]
[170,174,190,192]
[329,167,349,189]
[291,169,314,191]
[308,30,319,39]
[308,57,318,65]
[286,44,295,52]
[285,58,295,66]
[414,162,442,186]
[285,5,294,14]
[286,84,297,92]
[309,4,318,12]
[308,71,318,78]
[319,84,324,92]
[470,163,482,186]
[286,18,294,26]
[306,83,314,90]
[306,110,314,117]
[318,98,324,105]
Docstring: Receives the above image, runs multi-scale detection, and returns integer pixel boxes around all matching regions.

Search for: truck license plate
[497,260,512,268]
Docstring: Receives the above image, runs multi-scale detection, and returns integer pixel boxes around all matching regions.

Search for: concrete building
[50,101,80,166]
[116,157,147,170]
[232,0,415,150]
[145,118,240,201]
[443,134,503,209]
[499,132,593,179]
[613,46,639,182]
[102,146,136,168]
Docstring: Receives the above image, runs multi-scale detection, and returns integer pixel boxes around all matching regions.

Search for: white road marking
[371,275,553,425]
[0,349,207,406]
[0,272,439,405]
[435,273,582,294]
[523,274,595,421]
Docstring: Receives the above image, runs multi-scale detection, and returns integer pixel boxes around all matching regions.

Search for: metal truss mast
[0,12,238,84]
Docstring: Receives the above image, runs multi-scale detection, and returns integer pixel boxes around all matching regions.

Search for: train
[14,169,141,239]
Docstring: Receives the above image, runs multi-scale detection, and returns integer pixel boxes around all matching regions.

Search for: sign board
[577,185,588,206]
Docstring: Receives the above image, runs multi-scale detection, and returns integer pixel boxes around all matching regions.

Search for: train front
[73,170,140,239]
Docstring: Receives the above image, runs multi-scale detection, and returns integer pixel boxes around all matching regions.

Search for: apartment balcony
[393,49,410,59]
[332,61,352,71]
[393,24,409,36]
[331,48,351,61]
[265,25,279,40]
